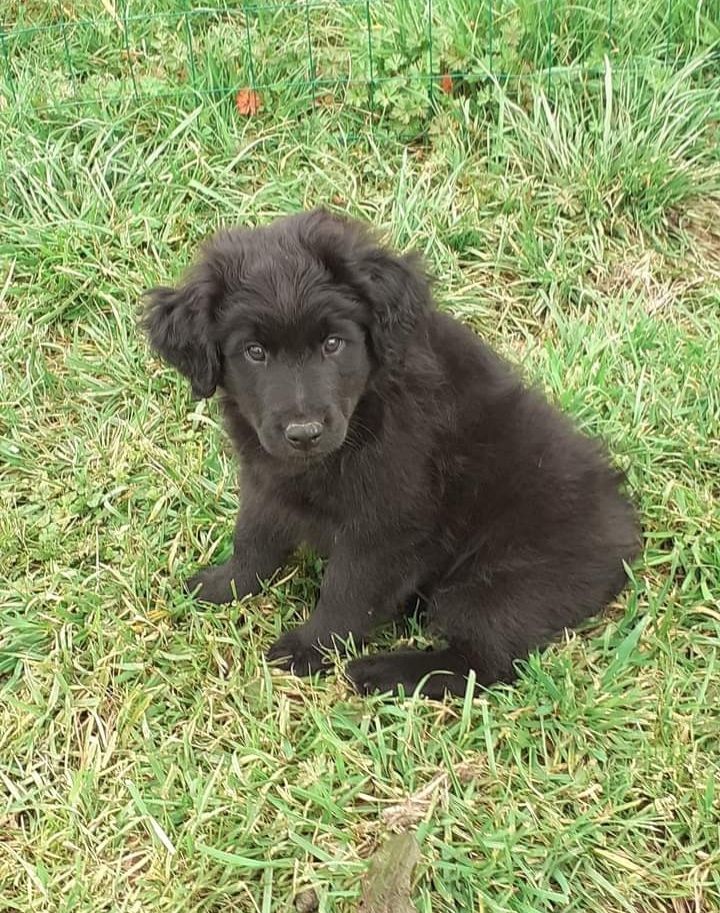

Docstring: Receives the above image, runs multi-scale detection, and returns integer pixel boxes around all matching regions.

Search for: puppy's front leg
[188,499,295,604]
[267,544,415,675]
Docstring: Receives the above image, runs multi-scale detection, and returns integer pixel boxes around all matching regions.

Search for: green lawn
[1,2,719,911]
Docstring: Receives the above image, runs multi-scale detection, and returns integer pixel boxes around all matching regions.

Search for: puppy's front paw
[186,563,254,605]
[267,629,330,676]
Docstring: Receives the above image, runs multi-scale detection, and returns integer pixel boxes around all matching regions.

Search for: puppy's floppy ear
[348,246,430,366]
[143,259,224,399]
[303,209,431,365]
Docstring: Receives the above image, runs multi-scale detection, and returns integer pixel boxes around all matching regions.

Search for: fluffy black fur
[144,210,640,698]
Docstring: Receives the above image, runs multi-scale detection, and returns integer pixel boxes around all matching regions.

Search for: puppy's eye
[245,343,266,363]
[323,336,344,355]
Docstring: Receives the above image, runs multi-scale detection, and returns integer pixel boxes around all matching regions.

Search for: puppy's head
[144,209,430,461]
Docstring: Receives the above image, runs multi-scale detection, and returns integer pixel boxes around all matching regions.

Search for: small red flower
[235,88,262,116]
[439,73,453,95]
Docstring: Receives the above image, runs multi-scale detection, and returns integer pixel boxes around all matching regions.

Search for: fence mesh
[1,1,718,133]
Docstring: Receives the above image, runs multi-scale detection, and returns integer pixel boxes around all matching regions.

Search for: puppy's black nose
[285,421,323,449]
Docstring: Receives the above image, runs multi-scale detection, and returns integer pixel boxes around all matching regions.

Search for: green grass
[2,0,719,130]
[2,2,720,911]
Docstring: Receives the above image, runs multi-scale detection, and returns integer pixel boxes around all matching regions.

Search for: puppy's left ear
[303,209,431,366]
[349,246,431,366]
[143,262,223,399]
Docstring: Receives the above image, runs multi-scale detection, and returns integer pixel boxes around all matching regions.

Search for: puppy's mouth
[272,441,346,464]
[286,447,336,463]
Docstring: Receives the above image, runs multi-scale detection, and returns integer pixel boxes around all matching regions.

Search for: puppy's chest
[272,475,346,551]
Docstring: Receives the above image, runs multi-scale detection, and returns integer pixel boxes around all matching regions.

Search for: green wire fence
[1,1,718,132]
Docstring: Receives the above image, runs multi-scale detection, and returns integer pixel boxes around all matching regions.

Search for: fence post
[0,25,17,104]
[364,0,375,121]
[121,0,140,103]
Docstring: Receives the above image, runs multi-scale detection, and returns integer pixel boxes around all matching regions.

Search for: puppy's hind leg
[346,570,581,697]
[346,646,472,699]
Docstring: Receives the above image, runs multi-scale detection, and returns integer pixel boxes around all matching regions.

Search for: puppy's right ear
[143,264,222,399]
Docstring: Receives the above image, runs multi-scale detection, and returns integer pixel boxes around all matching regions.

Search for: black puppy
[144,210,639,697]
